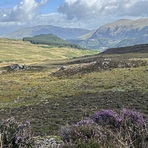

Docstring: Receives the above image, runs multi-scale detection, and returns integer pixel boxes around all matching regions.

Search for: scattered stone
[2,64,45,72]
[34,136,64,148]
[6,64,29,71]
[59,66,66,71]
[50,59,148,77]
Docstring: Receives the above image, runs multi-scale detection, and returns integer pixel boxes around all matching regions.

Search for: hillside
[68,38,114,51]
[101,44,148,54]
[0,41,148,137]
[4,25,90,39]
[23,34,83,49]
[0,38,97,66]
[69,18,148,50]
[91,18,148,39]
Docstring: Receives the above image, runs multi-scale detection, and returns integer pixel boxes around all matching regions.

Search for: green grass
[0,39,147,136]
[0,38,97,66]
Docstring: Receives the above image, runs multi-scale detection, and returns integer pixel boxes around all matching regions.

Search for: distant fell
[90,18,148,40]
[69,18,148,50]
[4,25,90,39]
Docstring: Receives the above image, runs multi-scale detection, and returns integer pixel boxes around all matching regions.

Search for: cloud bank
[1,0,48,22]
[58,0,148,20]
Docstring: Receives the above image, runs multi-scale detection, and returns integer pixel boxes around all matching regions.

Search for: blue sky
[37,0,64,13]
[0,0,148,35]
[0,0,63,13]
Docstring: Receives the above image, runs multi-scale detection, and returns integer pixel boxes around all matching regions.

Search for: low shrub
[118,109,147,147]
[60,109,148,148]
[92,109,120,128]
[0,117,34,148]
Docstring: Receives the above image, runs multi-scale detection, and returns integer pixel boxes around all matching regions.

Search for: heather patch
[0,118,34,147]
[61,109,148,148]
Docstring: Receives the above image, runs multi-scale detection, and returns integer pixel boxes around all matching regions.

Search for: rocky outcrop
[7,64,29,71]
[1,64,44,72]
[51,59,148,77]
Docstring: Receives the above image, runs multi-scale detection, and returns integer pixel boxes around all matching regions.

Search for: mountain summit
[90,18,148,40]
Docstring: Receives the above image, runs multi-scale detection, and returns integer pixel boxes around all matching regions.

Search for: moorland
[0,38,147,139]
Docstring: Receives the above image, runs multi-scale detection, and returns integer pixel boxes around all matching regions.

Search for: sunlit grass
[0,65,147,107]
[0,38,97,66]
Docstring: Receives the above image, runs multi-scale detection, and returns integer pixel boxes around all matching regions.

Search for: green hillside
[0,38,97,66]
[23,34,84,49]
[101,44,148,54]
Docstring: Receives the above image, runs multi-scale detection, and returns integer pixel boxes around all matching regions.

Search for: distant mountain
[90,18,148,40]
[69,18,148,50]
[23,34,84,49]
[4,18,148,51]
[4,25,90,39]
[68,38,114,51]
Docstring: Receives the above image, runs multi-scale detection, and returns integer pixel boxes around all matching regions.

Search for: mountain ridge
[3,18,148,50]
[69,18,148,50]
[90,18,148,39]
[4,25,90,40]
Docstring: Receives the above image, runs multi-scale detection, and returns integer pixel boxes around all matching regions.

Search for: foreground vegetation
[0,109,147,147]
[61,109,148,147]
[0,52,148,136]
[0,39,148,147]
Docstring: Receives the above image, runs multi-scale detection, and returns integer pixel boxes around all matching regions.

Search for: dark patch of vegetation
[101,44,148,54]
[23,34,84,49]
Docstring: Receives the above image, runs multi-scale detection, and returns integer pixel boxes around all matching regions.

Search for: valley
[4,18,148,51]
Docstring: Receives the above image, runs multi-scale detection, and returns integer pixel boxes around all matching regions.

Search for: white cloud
[58,0,148,19]
[126,1,148,16]
[29,13,88,28]
[1,0,49,22]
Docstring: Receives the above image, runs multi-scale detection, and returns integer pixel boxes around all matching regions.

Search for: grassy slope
[0,38,97,66]
[0,39,147,135]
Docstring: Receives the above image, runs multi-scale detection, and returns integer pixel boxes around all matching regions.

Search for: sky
[0,0,148,35]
